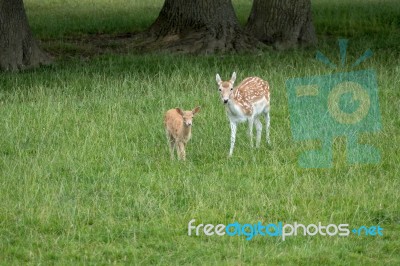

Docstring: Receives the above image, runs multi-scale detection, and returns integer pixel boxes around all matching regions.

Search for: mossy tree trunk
[0,0,51,71]
[139,0,261,53]
[246,0,317,50]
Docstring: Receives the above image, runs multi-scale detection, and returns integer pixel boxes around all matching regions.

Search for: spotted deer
[164,106,201,160]
[216,72,270,156]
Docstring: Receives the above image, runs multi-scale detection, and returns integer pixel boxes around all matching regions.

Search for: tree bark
[246,0,317,50]
[0,0,51,71]
[137,0,261,54]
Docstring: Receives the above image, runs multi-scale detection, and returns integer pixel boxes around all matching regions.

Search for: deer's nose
[223,99,228,104]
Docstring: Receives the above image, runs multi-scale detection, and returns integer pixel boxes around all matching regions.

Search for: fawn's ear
[216,74,222,84]
[192,106,201,115]
[175,108,184,116]
[230,72,236,83]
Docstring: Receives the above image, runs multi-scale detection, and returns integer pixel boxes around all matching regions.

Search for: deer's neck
[225,94,242,115]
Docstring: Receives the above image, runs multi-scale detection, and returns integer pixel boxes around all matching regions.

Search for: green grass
[1,0,400,264]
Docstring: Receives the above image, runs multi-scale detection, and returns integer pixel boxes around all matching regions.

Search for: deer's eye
[218,88,221,92]
[230,87,233,91]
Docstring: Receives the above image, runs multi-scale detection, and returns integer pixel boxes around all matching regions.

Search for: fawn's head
[216,72,236,104]
[176,106,201,126]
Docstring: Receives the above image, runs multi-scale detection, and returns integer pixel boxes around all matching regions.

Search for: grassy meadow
[1,0,400,264]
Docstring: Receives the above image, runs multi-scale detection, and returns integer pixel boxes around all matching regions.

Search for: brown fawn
[164,107,201,160]
[216,72,270,156]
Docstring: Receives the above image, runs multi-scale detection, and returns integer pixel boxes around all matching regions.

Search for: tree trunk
[137,0,261,54]
[0,0,51,71]
[246,0,317,50]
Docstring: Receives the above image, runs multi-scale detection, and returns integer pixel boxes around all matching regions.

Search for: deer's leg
[265,111,271,145]
[254,117,262,148]
[248,117,254,148]
[229,122,237,157]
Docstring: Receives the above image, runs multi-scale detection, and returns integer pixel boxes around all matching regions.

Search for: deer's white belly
[226,98,268,123]
[253,98,269,115]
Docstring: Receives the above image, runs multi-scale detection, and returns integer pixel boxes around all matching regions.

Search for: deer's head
[216,72,236,104]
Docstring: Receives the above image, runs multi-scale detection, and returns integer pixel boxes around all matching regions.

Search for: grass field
[1,0,399,264]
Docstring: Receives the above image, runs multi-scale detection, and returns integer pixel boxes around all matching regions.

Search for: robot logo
[286,39,382,168]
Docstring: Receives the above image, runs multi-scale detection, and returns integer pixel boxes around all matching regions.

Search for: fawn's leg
[176,141,182,160]
[181,142,186,160]
[177,142,186,160]
[166,132,175,160]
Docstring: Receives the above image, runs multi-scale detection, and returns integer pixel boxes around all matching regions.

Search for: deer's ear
[192,106,201,115]
[231,72,236,83]
[216,74,222,84]
[175,108,184,116]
